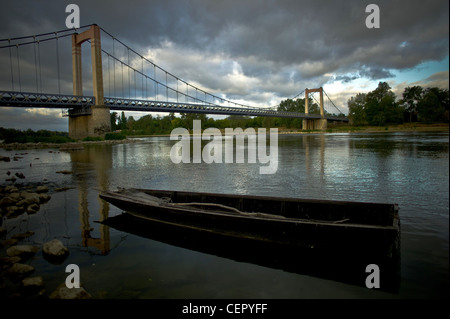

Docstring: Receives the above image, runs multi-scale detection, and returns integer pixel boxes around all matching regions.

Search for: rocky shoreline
[0,183,91,299]
[0,138,141,151]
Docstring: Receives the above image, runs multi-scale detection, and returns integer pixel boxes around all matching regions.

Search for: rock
[1,238,18,249]
[7,263,35,278]
[0,196,17,207]
[56,170,73,174]
[0,226,6,237]
[38,193,51,204]
[11,231,35,240]
[26,204,40,215]
[8,192,21,201]
[5,186,19,193]
[0,256,21,266]
[36,186,49,193]
[15,172,25,179]
[55,187,74,192]
[6,206,25,218]
[0,155,10,162]
[22,276,44,288]
[18,192,40,206]
[21,276,45,296]
[6,245,40,260]
[43,239,69,263]
[49,283,91,299]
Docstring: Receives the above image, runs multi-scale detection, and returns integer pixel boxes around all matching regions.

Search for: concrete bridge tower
[69,24,110,140]
[302,87,327,130]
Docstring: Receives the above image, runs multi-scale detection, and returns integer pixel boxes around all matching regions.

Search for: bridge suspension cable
[323,89,344,115]
[98,26,262,112]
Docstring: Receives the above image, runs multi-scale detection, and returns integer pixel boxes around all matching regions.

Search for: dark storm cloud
[1,0,447,79]
[0,0,448,128]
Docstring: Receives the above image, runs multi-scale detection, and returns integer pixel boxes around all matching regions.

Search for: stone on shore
[7,263,35,278]
[36,186,49,193]
[49,283,91,299]
[6,245,40,261]
[11,231,35,240]
[26,204,40,215]
[18,192,40,206]
[42,239,69,263]
[38,193,51,204]
[21,276,45,296]
[0,256,21,267]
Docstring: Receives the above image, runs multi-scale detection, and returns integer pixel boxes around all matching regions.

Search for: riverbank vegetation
[0,128,75,144]
[348,82,449,126]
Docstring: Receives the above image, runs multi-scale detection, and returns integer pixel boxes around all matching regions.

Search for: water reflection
[55,131,447,297]
[69,145,112,255]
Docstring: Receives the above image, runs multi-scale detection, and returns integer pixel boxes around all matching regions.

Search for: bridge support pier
[69,24,110,140]
[69,106,111,140]
[302,118,327,130]
[303,87,327,131]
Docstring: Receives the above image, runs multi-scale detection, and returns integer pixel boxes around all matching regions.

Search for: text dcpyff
[170,120,278,175]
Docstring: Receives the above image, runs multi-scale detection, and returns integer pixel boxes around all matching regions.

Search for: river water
[0,131,448,299]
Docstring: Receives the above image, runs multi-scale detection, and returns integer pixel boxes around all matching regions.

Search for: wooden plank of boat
[99,188,400,257]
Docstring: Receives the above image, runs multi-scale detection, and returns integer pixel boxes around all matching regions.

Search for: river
[0,131,448,299]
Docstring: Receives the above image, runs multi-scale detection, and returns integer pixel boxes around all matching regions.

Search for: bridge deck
[0,90,348,121]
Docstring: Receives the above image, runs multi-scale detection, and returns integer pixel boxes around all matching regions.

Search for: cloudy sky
[0,0,448,131]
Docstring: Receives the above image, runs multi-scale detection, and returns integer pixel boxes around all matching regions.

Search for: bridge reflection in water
[68,145,112,255]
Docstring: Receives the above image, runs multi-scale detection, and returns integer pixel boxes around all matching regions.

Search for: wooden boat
[100,188,401,291]
[100,188,399,255]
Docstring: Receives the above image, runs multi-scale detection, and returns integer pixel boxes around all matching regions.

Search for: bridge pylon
[69,24,110,140]
[302,87,327,131]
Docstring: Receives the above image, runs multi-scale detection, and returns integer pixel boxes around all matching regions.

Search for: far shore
[0,123,448,150]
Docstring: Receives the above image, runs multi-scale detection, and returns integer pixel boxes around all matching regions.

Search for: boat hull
[100,189,400,258]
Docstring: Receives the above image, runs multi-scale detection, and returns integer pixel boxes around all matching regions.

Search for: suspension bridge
[0,24,347,139]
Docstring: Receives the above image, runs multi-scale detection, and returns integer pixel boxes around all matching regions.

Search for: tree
[401,86,423,122]
[110,112,118,131]
[348,93,367,125]
[277,98,307,128]
[365,82,403,125]
[118,111,128,130]
[126,116,135,131]
[417,87,446,122]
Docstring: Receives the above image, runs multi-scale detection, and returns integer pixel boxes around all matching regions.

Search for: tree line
[110,95,348,135]
[348,82,449,126]
[110,111,285,136]
[0,128,74,144]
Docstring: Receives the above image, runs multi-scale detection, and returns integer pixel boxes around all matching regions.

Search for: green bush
[105,132,126,140]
